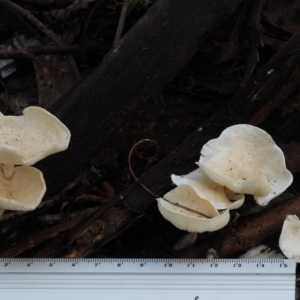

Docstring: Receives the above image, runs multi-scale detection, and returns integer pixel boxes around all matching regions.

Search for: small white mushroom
[171,168,244,210]
[279,214,300,262]
[0,106,70,180]
[197,124,293,206]
[0,165,46,211]
[240,244,284,259]
[157,185,230,233]
[173,232,198,251]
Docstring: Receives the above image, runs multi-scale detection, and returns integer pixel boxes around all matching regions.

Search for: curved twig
[128,139,161,198]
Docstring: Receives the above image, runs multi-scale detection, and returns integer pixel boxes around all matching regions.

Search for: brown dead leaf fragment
[102,181,116,199]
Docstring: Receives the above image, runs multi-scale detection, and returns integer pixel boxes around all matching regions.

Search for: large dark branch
[36,0,243,196]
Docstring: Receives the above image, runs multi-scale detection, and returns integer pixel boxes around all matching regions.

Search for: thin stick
[0,45,107,59]
[128,139,161,198]
[113,0,130,47]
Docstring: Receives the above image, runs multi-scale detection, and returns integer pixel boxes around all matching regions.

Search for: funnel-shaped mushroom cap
[0,106,70,165]
[157,185,230,233]
[197,124,293,206]
[279,215,300,262]
[171,168,244,210]
[0,165,46,211]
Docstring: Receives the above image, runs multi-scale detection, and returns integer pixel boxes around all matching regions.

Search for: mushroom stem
[2,164,15,180]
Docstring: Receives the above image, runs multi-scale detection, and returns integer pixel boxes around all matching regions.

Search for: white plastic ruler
[0,258,296,300]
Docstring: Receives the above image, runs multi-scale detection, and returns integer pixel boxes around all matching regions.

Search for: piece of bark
[64,206,137,258]
[179,195,300,258]
[33,206,137,258]
[0,209,93,258]
[36,0,243,196]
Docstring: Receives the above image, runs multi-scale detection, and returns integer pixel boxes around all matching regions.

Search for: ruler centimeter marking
[0,258,296,300]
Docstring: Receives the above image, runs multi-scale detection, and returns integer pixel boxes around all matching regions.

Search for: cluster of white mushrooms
[157,124,299,260]
[0,113,298,261]
[0,106,70,218]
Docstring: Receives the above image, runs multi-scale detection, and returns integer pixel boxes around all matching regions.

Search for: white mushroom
[240,244,284,259]
[157,185,230,233]
[197,124,293,206]
[0,106,70,179]
[0,165,46,211]
[279,214,300,262]
[171,168,244,210]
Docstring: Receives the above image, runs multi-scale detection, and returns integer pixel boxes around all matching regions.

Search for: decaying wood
[0,209,93,257]
[36,0,244,196]
[179,195,300,258]
[3,1,300,257]
[55,30,300,257]
[0,204,138,258]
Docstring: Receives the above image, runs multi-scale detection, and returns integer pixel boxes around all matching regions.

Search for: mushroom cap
[0,106,70,165]
[0,165,46,211]
[156,185,230,233]
[197,124,293,206]
[279,214,300,262]
[171,168,244,210]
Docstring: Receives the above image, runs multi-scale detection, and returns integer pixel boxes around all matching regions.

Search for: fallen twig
[113,0,130,47]
[0,45,108,59]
